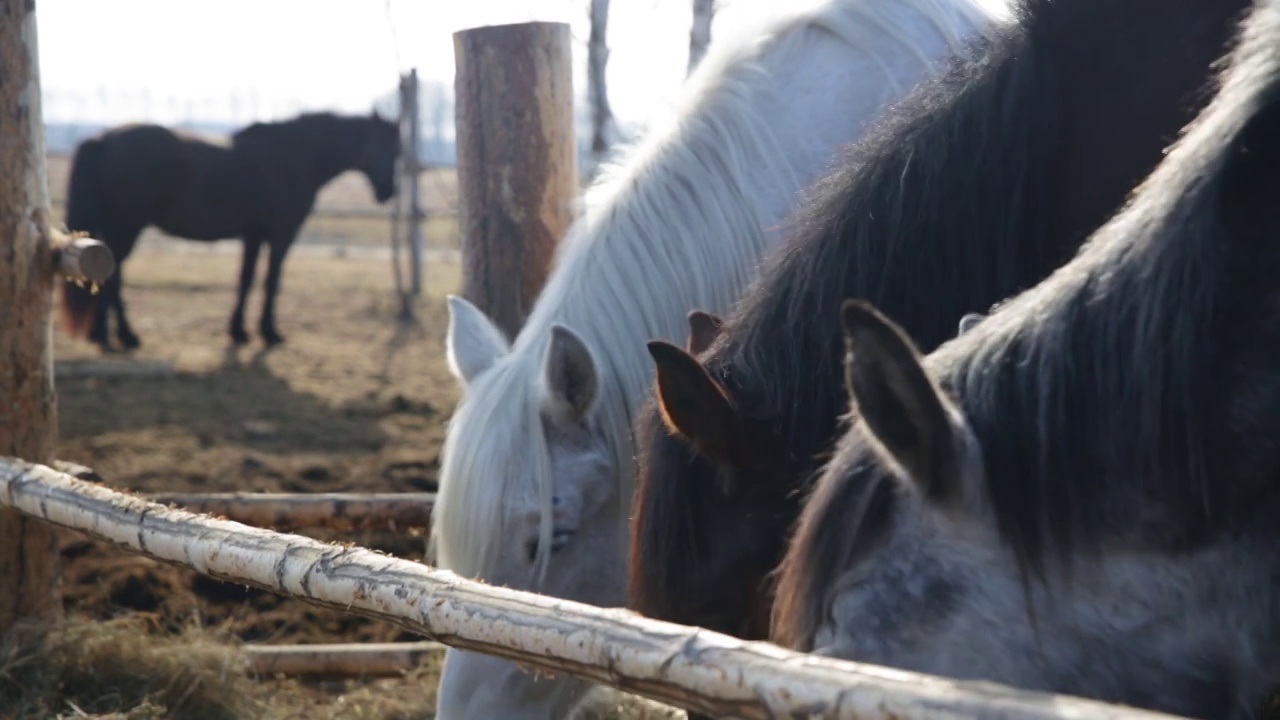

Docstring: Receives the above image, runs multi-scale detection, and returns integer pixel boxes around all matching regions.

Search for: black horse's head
[359,110,400,203]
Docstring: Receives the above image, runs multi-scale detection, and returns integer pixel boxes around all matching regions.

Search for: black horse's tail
[60,138,106,339]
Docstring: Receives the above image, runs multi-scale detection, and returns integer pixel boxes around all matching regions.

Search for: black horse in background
[60,110,400,350]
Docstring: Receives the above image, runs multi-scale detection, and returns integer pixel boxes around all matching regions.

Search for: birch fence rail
[0,457,1183,720]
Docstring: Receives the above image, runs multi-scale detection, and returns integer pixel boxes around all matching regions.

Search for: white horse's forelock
[432,0,1007,588]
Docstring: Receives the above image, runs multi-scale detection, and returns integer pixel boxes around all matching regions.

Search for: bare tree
[688,0,715,76]
[588,0,617,172]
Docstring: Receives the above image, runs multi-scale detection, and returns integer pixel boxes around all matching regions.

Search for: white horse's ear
[542,324,599,423]
[446,295,510,384]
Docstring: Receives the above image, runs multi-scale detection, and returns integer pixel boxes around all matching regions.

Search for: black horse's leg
[87,278,112,350]
[110,228,144,350]
[258,237,293,346]
[112,266,142,350]
[230,235,263,345]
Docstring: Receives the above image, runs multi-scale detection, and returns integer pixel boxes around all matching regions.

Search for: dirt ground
[40,242,676,720]
[52,243,459,638]
[13,154,682,719]
[45,236,461,716]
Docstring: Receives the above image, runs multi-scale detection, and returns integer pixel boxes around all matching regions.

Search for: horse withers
[774,0,1280,712]
[59,110,399,351]
[629,0,1250,650]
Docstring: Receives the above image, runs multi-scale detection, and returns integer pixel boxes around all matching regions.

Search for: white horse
[435,0,1009,715]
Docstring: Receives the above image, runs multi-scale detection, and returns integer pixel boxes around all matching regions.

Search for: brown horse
[774,1,1280,711]
[60,111,399,350]
[628,0,1250,654]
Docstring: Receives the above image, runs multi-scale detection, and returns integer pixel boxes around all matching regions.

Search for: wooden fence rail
[0,457,1181,720]
[53,461,433,532]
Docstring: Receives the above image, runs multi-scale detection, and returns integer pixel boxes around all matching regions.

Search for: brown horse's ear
[686,310,724,355]
[647,340,741,465]
[840,299,961,504]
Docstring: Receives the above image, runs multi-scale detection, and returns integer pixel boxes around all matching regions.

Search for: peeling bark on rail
[0,458,1187,720]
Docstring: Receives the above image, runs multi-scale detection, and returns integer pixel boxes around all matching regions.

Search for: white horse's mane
[432,0,1002,581]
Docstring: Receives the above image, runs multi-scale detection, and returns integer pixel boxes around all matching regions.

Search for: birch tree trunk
[688,0,715,76]
[588,0,617,171]
[0,0,63,631]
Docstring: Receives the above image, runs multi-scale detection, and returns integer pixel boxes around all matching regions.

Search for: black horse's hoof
[230,327,252,346]
[118,332,141,351]
[261,330,286,347]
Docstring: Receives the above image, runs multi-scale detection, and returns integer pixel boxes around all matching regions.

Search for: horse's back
[90,123,255,241]
[87,124,192,219]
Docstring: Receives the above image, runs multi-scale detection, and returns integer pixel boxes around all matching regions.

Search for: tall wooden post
[688,0,715,76]
[0,0,64,631]
[454,21,578,339]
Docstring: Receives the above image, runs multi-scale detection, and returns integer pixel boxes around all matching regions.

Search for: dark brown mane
[630,0,1250,641]
[774,0,1280,648]
[936,0,1280,565]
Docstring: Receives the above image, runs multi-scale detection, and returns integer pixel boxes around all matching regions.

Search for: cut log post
[0,0,64,632]
[0,458,1183,720]
[142,491,435,531]
[454,21,578,338]
[54,235,115,285]
[244,641,443,678]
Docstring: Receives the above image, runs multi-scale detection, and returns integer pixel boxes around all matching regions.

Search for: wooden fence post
[454,21,578,339]
[0,0,63,631]
[406,68,425,297]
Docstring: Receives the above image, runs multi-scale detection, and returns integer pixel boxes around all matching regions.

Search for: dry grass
[0,614,451,720]
[0,615,253,719]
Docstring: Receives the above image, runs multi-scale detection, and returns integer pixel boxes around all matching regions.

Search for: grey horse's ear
[958,313,985,335]
[841,299,965,505]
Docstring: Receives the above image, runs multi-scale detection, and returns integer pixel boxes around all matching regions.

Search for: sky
[35,0,773,127]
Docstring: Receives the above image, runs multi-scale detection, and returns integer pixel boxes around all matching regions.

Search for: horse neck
[1038,0,1251,242]
[295,120,368,190]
